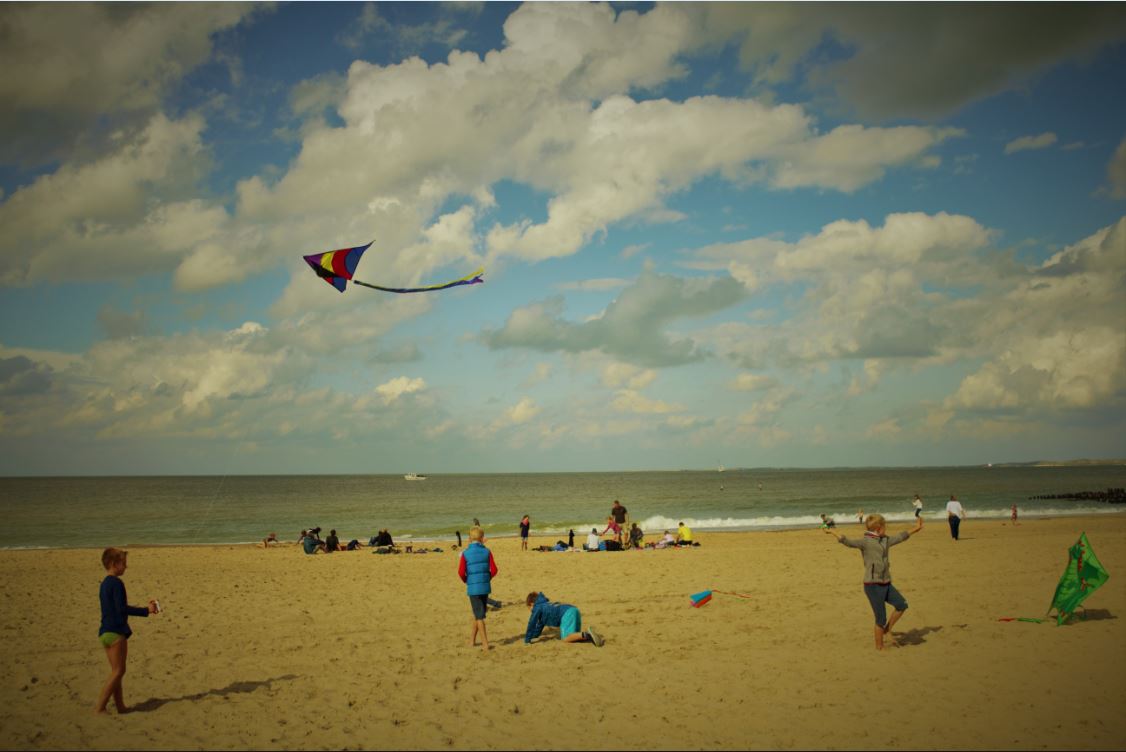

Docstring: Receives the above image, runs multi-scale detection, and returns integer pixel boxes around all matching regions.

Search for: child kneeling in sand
[95,548,159,714]
[825,513,923,650]
[524,592,604,646]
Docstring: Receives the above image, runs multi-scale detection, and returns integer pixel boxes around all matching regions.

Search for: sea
[4,465,1125,550]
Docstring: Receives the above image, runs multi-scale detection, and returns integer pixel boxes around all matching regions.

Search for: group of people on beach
[518,500,698,553]
[820,493,978,542]
[263,527,398,553]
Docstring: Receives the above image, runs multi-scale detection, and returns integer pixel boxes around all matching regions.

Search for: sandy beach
[2,514,1124,750]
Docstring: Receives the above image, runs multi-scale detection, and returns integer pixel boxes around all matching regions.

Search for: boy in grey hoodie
[826,513,923,650]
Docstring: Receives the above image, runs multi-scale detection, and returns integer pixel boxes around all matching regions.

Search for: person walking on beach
[946,495,966,540]
[95,548,159,714]
[457,527,498,651]
[519,515,531,551]
[524,592,604,646]
[912,495,923,518]
[824,514,923,650]
[610,500,628,545]
[1010,503,1020,526]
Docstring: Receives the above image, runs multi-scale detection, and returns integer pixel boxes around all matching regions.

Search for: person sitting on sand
[524,592,604,646]
[368,529,394,547]
[584,527,601,551]
[820,514,836,529]
[301,530,326,555]
[325,529,343,553]
[262,532,278,548]
[676,521,693,545]
[629,523,643,549]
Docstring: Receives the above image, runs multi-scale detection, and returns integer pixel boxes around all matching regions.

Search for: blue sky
[1,2,1125,475]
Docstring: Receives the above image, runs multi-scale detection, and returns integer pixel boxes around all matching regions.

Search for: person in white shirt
[584,528,601,551]
[945,495,966,540]
[912,494,923,518]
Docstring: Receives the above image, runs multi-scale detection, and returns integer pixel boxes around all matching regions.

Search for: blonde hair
[865,514,886,531]
[468,526,485,542]
[101,547,128,569]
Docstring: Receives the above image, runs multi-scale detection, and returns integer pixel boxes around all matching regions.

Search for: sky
[1,2,1125,476]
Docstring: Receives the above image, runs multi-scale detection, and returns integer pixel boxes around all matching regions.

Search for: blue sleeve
[525,605,545,643]
[117,579,148,618]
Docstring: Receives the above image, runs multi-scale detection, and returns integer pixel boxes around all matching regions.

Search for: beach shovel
[690,590,714,608]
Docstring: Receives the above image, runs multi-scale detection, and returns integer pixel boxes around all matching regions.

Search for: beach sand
[2,515,1124,750]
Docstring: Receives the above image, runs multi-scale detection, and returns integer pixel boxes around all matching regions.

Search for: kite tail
[353,268,484,294]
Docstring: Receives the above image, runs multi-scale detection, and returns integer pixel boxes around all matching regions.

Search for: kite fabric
[1048,532,1109,625]
[303,241,484,294]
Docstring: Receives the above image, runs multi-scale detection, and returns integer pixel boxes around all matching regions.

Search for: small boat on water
[404,473,427,481]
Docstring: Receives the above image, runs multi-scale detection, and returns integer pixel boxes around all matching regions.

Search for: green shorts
[99,632,124,648]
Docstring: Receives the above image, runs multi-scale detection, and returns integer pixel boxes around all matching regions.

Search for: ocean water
[4,466,1124,549]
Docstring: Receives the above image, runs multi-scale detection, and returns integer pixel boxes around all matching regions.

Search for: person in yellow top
[676,521,694,546]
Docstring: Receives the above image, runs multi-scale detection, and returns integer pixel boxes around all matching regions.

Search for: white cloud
[1108,135,1126,199]
[944,216,1126,415]
[601,364,656,390]
[557,278,632,292]
[1004,132,1058,155]
[611,389,684,415]
[698,5,1126,120]
[0,114,219,286]
[503,396,541,425]
[375,376,426,404]
[0,3,259,163]
[482,270,747,367]
[729,373,777,392]
[3,2,968,298]
[695,212,996,367]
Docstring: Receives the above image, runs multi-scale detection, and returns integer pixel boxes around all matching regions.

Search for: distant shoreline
[4,459,1126,478]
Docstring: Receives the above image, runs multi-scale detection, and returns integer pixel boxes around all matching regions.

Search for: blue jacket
[524,593,573,643]
[459,541,495,596]
[99,575,148,638]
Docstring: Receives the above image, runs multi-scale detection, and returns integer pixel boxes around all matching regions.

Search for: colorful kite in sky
[1048,532,1109,624]
[303,241,484,294]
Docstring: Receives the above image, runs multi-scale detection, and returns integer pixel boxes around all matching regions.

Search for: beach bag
[604,540,622,551]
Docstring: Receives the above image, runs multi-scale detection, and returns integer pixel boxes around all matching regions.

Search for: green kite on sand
[1048,532,1109,625]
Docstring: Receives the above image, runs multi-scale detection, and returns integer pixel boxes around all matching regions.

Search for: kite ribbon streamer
[352,267,484,294]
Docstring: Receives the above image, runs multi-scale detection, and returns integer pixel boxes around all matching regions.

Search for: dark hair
[101,547,127,569]
[330,529,336,536]
[525,591,540,607]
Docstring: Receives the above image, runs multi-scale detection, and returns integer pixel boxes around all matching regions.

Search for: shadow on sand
[130,674,299,713]
[892,625,944,647]
[1062,608,1116,624]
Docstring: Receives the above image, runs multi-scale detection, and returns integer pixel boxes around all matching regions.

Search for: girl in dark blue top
[95,548,157,714]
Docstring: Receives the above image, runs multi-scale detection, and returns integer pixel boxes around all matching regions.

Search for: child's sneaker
[587,626,604,647]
